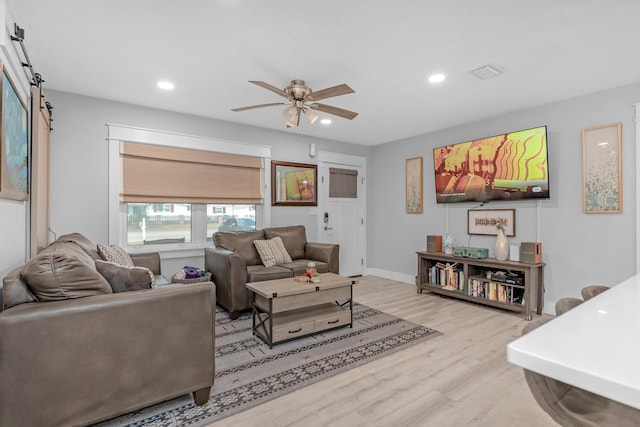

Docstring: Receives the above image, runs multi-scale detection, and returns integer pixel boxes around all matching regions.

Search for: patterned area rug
[98,303,441,426]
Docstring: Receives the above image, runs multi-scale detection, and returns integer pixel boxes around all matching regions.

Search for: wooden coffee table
[246,272,355,348]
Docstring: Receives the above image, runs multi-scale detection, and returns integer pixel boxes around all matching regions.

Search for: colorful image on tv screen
[433,126,549,203]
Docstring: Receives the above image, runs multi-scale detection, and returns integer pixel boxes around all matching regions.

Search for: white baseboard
[364,268,415,285]
[542,299,555,315]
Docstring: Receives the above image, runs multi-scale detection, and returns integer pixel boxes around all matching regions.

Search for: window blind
[329,167,358,198]
[120,141,263,204]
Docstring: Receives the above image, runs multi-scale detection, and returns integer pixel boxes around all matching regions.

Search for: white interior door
[318,152,366,277]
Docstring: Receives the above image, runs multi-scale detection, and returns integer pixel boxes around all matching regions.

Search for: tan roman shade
[121,141,263,204]
[329,167,358,198]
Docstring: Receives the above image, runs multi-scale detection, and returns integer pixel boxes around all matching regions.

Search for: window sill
[126,243,212,260]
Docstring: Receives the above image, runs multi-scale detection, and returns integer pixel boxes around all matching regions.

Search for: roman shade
[329,167,358,198]
[120,141,263,204]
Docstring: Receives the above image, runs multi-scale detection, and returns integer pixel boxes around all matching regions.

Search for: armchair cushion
[279,259,329,276]
[253,236,292,267]
[213,229,265,266]
[95,260,155,293]
[247,264,294,282]
[264,225,307,259]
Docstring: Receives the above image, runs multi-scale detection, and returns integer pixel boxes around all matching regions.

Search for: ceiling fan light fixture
[283,105,300,127]
[303,108,319,124]
[282,105,297,119]
[236,79,358,126]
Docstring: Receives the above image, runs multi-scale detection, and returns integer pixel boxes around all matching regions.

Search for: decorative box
[452,246,489,259]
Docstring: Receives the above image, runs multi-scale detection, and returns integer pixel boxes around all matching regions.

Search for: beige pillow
[97,243,134,267]
[95,260,156,293]
[253,237,292,267]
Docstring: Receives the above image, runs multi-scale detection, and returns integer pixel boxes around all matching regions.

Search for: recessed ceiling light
[428,73,446,84]
[157,81,175,90]
[320,118,332,125]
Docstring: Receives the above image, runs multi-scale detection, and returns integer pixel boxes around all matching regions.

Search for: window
[206,204,256,240]
[107,124,271,251]
[127,203,192,245]
[127,203,256,246]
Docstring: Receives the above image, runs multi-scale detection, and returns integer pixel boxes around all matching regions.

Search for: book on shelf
[466,279,525,305]
[427,262,464,291]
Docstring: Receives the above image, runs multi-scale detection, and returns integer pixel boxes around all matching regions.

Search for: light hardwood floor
[208,276,558,427]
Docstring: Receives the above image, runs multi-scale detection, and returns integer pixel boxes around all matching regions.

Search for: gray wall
[368,82,640,310]
[3,82,638,314]
[0,4,33,282]
[44,90,369,273]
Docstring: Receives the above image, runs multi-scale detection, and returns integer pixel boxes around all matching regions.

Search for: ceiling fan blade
[249,81,291,99]
[307,84,354,101]
[231,102,286,112]
[309,103,359,120]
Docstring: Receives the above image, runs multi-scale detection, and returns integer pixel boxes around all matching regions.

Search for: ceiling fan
[231,79,358,127]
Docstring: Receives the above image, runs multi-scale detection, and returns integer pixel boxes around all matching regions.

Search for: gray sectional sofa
[0,233,216,426]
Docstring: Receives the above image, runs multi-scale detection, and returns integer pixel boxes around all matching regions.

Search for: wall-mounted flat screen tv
[433,125,549,203]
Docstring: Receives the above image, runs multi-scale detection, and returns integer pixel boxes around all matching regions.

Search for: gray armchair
[205,225,339,319]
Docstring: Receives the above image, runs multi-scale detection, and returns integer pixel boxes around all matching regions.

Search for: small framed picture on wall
[406,156,423,214]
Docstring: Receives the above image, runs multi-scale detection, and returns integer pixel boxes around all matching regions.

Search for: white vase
[494,229,509,261]
[444,234,455,254]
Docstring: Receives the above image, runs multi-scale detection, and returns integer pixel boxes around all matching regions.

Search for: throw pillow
[97,243,134,267]
[253,236,292,267]
[22,249,112,301]
[95,260,156,293]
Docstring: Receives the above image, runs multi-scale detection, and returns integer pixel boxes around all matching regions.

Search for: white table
[507,274,640,410]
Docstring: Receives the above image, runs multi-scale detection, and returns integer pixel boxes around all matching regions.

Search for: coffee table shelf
[247,273,354,348]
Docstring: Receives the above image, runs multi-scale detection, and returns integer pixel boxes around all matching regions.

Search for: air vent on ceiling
[470,64,504,80]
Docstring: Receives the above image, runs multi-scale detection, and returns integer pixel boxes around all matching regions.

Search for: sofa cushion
[55,233,102,260]
[279,259,330,276]
[264,225,307,260]
[2,266,38,309]
[213,230,265,266]
[21,242,112,302]
[97,243,135,267]
[246,265,293,282]
[253,237,292,267]
[95,260,155,293]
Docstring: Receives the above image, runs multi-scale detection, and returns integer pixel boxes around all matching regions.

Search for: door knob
[324,226,333,230]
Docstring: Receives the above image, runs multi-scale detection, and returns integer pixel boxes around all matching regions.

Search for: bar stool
[581,285,609,301]
[521,292,640,425]
[555,297,583,316]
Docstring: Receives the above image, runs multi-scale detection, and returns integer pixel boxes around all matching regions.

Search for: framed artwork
[0,65,29,201]
[582,123,622,213]
[406,156,423,213]
[467,209,516,236]
[271,160,317,206]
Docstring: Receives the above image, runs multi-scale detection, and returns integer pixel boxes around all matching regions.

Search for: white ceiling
[10,0,640,146]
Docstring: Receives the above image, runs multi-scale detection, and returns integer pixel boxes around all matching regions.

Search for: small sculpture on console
[444,234,455,254]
